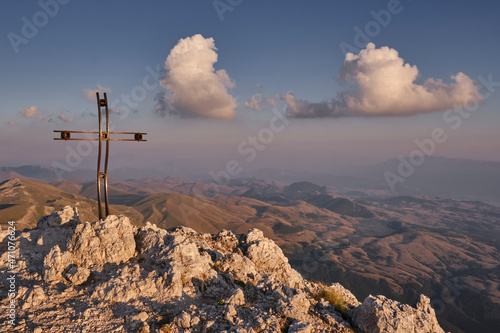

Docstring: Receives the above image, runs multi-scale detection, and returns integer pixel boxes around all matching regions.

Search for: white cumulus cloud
[155,34,237,120]
[244,94,277,111]
[245,94,262,110]
[20,106,43,119]
[281,43,482,118]
[337,43,482,116]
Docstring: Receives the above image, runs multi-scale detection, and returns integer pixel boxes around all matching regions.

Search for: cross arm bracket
[53,130,147,141]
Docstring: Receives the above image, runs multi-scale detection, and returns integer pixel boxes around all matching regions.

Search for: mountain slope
[132,192,248,233]
[0,178,141,228]
[0,178,97,229]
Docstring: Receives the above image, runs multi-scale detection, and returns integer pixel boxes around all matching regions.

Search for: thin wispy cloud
[280,92,340,118]
[58,113,75,123]
[155,34,237,120]
[83,84,112,102]
[7,121,15,125]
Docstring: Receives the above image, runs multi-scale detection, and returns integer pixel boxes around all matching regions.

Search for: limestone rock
[351,294,445,333]
[21,286,46,310]
[64,266,90,286]
[36,206,80,230]
[289,321,313,333]
[244,228,305,289]
[43,245,72,283]
[225,288,245,306]
[174,311,191,328]
[67,215,136,268]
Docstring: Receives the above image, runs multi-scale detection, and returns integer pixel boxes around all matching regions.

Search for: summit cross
[53,92,147,219]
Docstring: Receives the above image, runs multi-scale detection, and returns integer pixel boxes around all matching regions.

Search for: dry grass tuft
[314,282,350,320]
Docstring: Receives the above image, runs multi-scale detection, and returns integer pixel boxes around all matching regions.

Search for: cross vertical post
[96,92,110,218]
[54,92,147,219]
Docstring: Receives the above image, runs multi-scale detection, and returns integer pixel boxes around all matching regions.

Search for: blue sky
[1,0,499,175]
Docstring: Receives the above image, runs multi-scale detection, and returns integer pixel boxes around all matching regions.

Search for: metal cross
[53,92,147,219]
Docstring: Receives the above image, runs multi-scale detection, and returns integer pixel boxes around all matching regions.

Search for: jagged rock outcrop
[68,214,136,268]
[0,207,448,333]
[36,206,80,230]
[351,294,445,333]
[329,283,361,308]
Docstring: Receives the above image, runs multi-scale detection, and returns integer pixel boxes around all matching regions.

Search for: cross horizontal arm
[54,130,147,135]
[53,138,147,141]
[53,130,147,141]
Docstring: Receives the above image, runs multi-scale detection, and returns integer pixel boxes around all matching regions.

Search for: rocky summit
[0,207,447,333]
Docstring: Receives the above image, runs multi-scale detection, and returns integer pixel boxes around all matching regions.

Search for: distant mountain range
[238,156,500,206]
[3,156,500,205]
[0,165,167,183]
[1,175,499,332]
